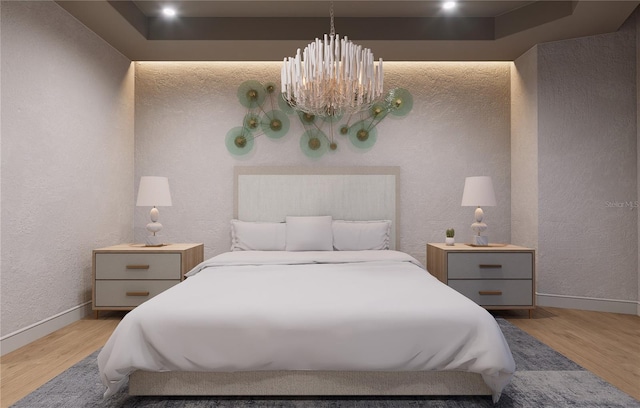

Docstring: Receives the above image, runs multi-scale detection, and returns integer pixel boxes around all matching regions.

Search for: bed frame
[129,166,492,398]
[130,370,491,396]
[233,166,400,249]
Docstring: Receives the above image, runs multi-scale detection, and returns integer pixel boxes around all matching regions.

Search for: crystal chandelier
[281,2,383,117]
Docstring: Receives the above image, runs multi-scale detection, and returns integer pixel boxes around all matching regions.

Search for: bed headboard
[234,166,400,250]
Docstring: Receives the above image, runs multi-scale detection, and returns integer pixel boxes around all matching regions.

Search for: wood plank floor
[1,307,639,407]
[497,307,640,402]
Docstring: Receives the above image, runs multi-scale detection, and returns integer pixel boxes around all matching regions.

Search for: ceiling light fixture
[162,7,176,17]
[280,1,383,117]
[442,1,457,11]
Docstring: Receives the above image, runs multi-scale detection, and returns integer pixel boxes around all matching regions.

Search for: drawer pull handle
[479,264,502,269]
[126,265,150,270]
[126,291,150,297]
[479,290,503,296]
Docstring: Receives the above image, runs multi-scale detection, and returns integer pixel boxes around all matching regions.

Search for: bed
[98,167,515,402]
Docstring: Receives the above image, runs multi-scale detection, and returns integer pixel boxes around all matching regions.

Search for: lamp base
[145,235,164,247]
[471,235,489,246]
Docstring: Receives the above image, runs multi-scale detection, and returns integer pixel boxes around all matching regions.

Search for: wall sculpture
[226,80,412,158]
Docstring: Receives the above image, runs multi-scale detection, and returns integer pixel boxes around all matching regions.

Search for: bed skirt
[129,370,492,397]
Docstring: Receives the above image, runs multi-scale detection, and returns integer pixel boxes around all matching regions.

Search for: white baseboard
[537,293,639,315]
[0,301,92,356]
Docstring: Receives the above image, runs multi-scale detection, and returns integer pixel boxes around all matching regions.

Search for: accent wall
[133,61,513,266]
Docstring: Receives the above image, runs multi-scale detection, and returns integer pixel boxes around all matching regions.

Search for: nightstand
[426,243,535,318]
[92,243,204,317]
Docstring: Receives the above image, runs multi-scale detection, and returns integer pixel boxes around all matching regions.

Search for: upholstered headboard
[234,166,400,250]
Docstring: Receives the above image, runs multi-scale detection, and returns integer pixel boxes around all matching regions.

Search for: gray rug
[11,319,640,407]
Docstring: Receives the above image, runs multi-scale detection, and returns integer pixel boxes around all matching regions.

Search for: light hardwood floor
[1,307,639,407]
[499,307,640,401]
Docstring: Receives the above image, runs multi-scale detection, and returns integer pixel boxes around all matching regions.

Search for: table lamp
[461,176,496,246]
[136,176,172,246]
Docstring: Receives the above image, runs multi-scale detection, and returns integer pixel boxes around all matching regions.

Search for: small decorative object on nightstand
[136,176,172,247]
[445,228,455,246]
[426,242,535,318]
[92,243,204,318]
[461,176,496,246]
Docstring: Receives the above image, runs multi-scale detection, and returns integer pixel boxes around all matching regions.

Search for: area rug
[11,319,640,407]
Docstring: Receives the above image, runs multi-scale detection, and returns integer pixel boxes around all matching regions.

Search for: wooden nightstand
[92,243,204,317]
[426,243,535,318]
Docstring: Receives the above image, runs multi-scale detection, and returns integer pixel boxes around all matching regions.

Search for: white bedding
[98,250,515,401]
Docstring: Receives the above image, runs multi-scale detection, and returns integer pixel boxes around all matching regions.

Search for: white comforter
[98,251,515,401]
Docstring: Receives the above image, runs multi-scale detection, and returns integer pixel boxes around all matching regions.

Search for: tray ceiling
[56,0,639,61]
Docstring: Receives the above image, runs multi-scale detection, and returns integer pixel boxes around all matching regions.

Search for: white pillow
[230,220,286,251]
[285,216,334,251]
[332,220,392,251]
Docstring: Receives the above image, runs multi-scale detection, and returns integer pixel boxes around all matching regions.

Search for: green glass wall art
[225,80,412,158]
[262,110,290,139]
[225,126,254,156]
[348,120,378,150]
[300,129,329,158]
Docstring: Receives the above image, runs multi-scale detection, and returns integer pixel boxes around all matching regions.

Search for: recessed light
[162,7,176,17]
[442,1,457,11]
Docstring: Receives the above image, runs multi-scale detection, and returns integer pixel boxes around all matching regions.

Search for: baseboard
[537,293,639,315]
[0,301,92,356]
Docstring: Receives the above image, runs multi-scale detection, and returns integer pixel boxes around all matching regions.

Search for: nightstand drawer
[448,252,532,279]
[95,253,181,280]
[95,280,179,307]
[448,279,533,306]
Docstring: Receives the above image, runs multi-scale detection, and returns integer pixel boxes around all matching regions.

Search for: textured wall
[637,8,640,314]
[134,62,512,265]
[536,21,637,302]
[0,1,135,335]
[0,1,3,324]
[511,48,539,251]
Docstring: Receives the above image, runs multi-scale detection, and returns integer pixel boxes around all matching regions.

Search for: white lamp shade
[136,176,172,207]
[461,176,496,207]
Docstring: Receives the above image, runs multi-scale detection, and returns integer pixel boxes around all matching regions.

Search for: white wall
[133,62,512,265]
[0,1,3,332]
[512,14,638,314]
[0,1,135,352]
[637,8,640,316]
[511,48,538,251]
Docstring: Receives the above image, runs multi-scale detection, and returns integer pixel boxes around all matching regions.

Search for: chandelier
[281,2,383,117]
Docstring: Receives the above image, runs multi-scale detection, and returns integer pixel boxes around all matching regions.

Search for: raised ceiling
[56,0,639,61]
